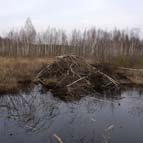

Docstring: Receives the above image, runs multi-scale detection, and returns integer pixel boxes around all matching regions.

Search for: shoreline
[0,57,55,94]
[1,57,143,95]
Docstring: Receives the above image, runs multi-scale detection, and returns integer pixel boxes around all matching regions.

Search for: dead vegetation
[35,55,120,100]
[1,18,143,69]
[1,55,143,97]
[115,67,143,85]
[0,57,55,94]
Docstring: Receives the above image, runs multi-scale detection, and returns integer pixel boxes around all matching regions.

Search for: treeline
[0,18,143,64]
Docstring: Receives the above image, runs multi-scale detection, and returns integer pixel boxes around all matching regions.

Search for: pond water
[0,85,143,143]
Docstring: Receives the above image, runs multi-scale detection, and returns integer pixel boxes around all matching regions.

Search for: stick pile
[35,55,120,100]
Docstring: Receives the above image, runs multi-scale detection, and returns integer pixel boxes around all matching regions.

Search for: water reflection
[0,85,61,133]
[0,86,143,143]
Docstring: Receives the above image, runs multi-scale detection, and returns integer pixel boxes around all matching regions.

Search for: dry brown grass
[0,57,55,93]
[1,55,143,94]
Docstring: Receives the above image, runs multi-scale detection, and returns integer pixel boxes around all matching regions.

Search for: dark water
[0,85,143,143]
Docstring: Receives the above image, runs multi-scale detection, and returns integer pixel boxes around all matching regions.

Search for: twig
[70,63,79,77]
[54,134,64,143]
[102,82,112,88]
[67,76,88,87]
[36,65,50,79]
[97,71,119,87]
[36,78,46,86]
[70,63,90,85]
[118,67,143,71]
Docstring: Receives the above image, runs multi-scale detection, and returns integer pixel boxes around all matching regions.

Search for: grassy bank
[1,55,143,94]
[0,57,54,94]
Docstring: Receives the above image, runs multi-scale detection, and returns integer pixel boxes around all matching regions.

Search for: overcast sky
[0,0,143,33]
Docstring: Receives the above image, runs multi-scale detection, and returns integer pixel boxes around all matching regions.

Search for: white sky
[0,0,143,33]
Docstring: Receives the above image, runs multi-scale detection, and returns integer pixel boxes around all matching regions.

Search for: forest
[0,18,143,67]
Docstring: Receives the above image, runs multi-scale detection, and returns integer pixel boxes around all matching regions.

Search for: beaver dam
[34,55,143,100]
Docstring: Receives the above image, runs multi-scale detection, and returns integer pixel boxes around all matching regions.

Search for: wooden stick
[54,134,64,143]
[118,67,143,71]
[36,65,50,79]
[97,71,119,87]
[67,76,88,87]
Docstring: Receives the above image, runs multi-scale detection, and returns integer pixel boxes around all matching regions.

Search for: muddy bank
[0,81,34,94]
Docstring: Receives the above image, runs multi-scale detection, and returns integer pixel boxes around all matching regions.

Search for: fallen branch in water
[54,134,64,143]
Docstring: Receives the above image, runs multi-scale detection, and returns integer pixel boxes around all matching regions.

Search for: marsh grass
[0,57,54,93]
[1,55,143,94]
[109,56,143,68]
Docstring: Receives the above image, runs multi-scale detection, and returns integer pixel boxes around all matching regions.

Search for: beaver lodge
[34,55,124,100]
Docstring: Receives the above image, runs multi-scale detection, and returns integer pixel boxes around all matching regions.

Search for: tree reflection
[0,85,61,132]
